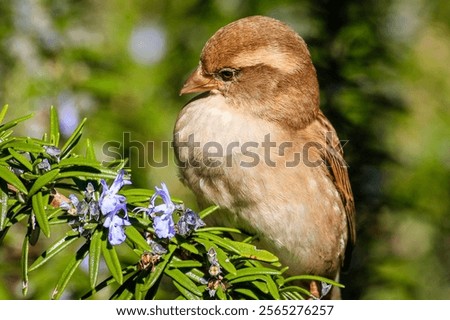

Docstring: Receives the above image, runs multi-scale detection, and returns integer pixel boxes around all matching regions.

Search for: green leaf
[52,243,89,299]
[31,192,50,238]
[280,286,310,300]
[185,270,208,284]
[0,112,33,132]
[234,288,259,299]
[28,169,60,197]
[213,246,237,275]
[89,229,102,289]
[110,272,140,300]
[0,188,8,231]
[55,157,107,169]
[265,275,280,299]
[215,285,228,300]
[226,270,272,297]
[57,170,118,180]
[180,242,199,255]
[227,274,269,285]
[197,233,239,252]
[196,226,243,234]
[0,105,8,123]
[168,260,203,269]
[113,287,134,300]
[225,267,282,281]
[198,205,219,219]
[8,148,33,172]
[125,225,150,251]
[283,275,344,288]
[134,275,146,300]
[252,280,269,295]
[49,106,60,146]
[120,188,153,204]
[172,281,202,300]
[80,266,136,300]
[101,234,123,284]
[85,138,97,161]
[228,240,279,263]
[120,188,154,197]
[0,165,28,194]
[130,216,152,230]
[29,222,40,245]
[21,235,29,296]
[165,268,203,297]
[195,238,237,275]
[29,234,79,272]
[0,129,13,142]
[1,140,44,154]
[61,118,87,158]
[198,233,278,263]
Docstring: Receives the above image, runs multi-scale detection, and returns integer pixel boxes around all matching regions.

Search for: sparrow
[173,15,355,299]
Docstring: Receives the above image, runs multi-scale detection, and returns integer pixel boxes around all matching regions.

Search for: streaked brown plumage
[174,15,355,298]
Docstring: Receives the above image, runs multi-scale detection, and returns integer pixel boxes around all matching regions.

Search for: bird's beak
[180,65,218,95]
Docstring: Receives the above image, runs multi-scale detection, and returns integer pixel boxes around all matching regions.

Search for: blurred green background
[0,0,449,299]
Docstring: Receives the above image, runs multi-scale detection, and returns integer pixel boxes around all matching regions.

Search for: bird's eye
[217,68,237,81]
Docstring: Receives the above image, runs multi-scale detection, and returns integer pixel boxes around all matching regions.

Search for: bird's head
[180,15,320,129]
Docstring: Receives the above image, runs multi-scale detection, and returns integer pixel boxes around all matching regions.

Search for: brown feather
[316,111,356,270]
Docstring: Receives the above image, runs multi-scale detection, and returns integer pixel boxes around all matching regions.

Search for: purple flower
[149,183,176,239]
[99,170,131,217]
[44,145,61,159]
[177,209,205,236]
[133,183,179,239]
[152,214,175,239]
[105,214,131,246]
[99,170,132,245]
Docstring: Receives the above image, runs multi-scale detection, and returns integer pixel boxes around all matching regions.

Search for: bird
[173,15,355,299]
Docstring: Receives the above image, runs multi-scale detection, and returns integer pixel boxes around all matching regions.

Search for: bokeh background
[0,0,449,299]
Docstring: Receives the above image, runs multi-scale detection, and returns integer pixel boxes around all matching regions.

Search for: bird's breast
[174,93,288,206]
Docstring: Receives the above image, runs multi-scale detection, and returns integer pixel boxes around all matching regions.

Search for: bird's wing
[317,111,356,270]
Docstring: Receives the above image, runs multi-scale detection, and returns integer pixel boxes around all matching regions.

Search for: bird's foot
[309,280,320,299]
